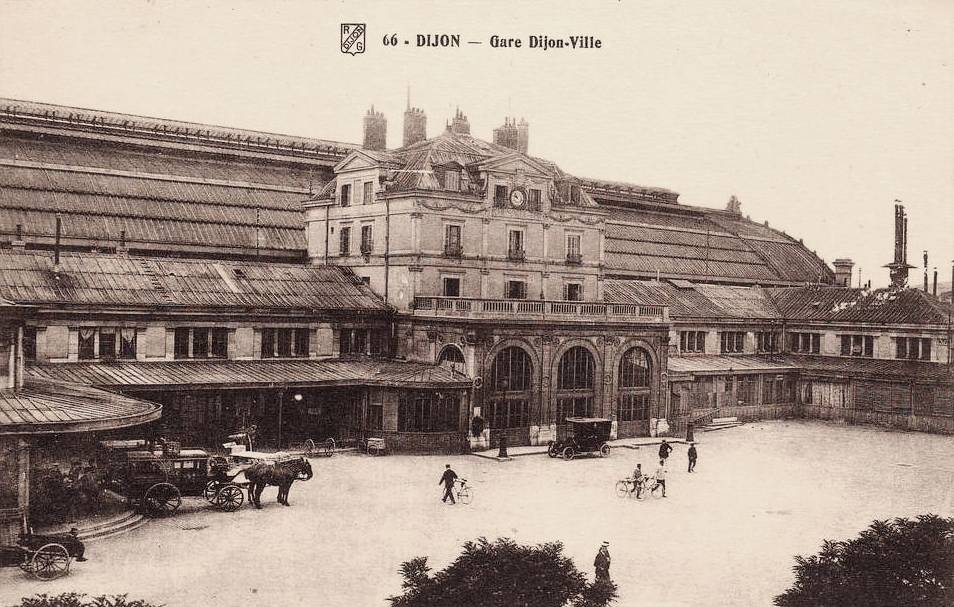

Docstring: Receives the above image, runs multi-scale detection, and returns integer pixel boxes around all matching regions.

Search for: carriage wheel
[324,438,336,457]
[600,444,611,457]
[303,439,316,455]
[215,484,245,512]
[615,480,630,498]
[562,447,575,461]
[547,442,559,458]
[204,481,221,503]
[143,482,181,516]
[457,487,472,505]
[31,543,71,580]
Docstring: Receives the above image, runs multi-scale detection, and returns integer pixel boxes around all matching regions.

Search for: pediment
[334,150,389,173]
[476,153,550,177]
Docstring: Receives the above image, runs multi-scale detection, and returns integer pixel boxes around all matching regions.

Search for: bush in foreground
[388,537,617,607]
[774,514,954,607]
[14,594,162,607]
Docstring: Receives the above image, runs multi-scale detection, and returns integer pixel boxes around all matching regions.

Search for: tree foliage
[388,537,618,607]
[14,595,162,607]
[775,514,954,607]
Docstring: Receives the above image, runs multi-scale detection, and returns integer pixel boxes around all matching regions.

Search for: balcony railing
[412,296,668,322]
[444,243,464,258]
[566,252,583,265]
[507,248,526,261]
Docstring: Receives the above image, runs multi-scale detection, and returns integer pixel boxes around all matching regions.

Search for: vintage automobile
[0,530,86,580]
[547,417,613,460]
[104,444,245,516]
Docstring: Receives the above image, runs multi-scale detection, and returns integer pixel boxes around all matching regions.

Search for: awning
[667,355,797,378]
[27,358,474,391]
[0,377,162,435]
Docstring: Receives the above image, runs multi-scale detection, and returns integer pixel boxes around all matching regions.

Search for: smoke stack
[54,213,61,267]
[932,268,938,296]
[885,202,913,288]
[833,259,854,287]
[924,251,929,293]
[362,106,387,151]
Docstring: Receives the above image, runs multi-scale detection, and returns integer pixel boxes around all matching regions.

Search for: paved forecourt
[2,420,952,607]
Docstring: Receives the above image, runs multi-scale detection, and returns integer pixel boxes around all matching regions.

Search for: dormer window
[340,184,351,207]
[362,181,373,204]
[494,185,508,206]
[528,188,542,210]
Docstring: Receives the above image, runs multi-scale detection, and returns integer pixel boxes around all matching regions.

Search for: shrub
[774,514,954,607]
[14,594,163,607]
[388,537,617,607]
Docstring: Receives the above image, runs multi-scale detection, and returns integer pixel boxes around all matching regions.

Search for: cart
[0,531,86,580]
[547,417,613,460]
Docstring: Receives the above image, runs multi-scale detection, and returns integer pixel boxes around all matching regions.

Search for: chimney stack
[362,106,387,151]
[884,202,914,289]
[932,267,937,296]
[448,108,470,135]
[403,105,427,147]
[833,258,854,287]
[924,250,929,293]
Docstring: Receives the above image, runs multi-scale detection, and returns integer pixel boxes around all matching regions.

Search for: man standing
[439,464,458,505]
[658,439,673,462]
[631,463,644,498]
[688,442,698,473]
[655,458,668,497]
[594,542,611,581]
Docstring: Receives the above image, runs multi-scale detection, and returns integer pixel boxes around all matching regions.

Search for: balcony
[566,252,583,265]
[444,243,464,258]
[507,248,526,261]
[412,296,669,323]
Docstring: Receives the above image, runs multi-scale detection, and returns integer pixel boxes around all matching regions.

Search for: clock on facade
[509,187,527,208]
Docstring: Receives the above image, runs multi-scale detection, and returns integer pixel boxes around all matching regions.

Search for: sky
[1,0,951,288]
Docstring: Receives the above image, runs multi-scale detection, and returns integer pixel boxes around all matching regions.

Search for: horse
[244,457,313,508]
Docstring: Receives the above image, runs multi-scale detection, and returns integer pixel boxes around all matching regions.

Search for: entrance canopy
[29,359,473,391]
[0,377,162,435]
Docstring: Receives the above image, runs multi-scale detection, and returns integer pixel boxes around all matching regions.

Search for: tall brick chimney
[492,117,529,154]
[362,106,387,151]
[833,258,854,287]
[884,202,914,289]
[403,105,427,147]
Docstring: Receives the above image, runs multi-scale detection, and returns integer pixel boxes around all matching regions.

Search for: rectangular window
[508,229,525,260]
[211,328,229,358]
[494,185,508,205]
[367,404,383,431]
[398,392,461,432]
[174,328,190,359]
[339,226,351,256]
[528,188,542,210]
[192,328,210,358]
[564,282,583,302]
[790,333,820,354]
[841,334,874,358]
[444,171,460,191]
[443,277,461,297]
[756,332,779,354]
[369,329,388,357]
[506,280,527,300]
[720,331,745,354]
[340,183,351,207]
[341,328,369,356]
[261,328,276,358]
[294,328,310,358]
[566,234,582,263]
[360,225,373,254]
[680,331,706,353]
[362,181,373,204]
[23,327,37,361]
[277,328,293,357]
[98,329,117,359]
[119,328,137,360]
[895,336,931,361]
[444,224,462,256]
[78,328,96,360]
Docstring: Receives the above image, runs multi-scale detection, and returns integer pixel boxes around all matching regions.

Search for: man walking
[439,464,458,505]
[655,458,668,497]
[630,463,644,498]
[658,439,673,462]
[594,542,611,582]
[688,442,698,472]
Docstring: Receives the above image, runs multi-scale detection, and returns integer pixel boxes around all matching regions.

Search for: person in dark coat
[688,443,698,472]
[438,464,458,504]
[658,439,673,461]
[594,542,611,581]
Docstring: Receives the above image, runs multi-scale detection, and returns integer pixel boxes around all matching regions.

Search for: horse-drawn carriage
[100,441,313,515]
[0,530,86,580]
[547,417,613,460]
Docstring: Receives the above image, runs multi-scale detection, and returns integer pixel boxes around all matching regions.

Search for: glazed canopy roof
[0,249,387,312]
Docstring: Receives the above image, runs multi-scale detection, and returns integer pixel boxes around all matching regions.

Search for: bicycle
[614,477,647,499]
[455,478,472,505]
[642,475,664,498]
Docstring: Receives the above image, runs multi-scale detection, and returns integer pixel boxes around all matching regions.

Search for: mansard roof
[0,249,387,313]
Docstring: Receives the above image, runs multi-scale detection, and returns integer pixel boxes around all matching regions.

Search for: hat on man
[601,541,610,547]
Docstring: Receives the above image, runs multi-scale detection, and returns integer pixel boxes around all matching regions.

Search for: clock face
[510,188,526,207]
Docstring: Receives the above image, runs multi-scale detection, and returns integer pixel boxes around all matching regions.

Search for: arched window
[437,345,465,365]
[556,346,596,421]
[486,347,533,429]
[618,348,652,422]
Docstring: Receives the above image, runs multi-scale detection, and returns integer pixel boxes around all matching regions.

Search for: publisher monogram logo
[341,24,366,55]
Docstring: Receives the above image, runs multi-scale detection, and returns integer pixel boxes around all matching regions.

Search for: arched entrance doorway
[485,346,533,442]
[618,347,652,435]
[437,345,466,375]
[555,346,596,422]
